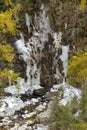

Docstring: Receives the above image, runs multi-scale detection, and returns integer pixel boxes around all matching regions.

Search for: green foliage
[70,96,79,114]
[4,0,13,7]
[21,0,35,12]
[49,98,74,130]
[73,122,87,130]
[80,91,87,121]
[0,0,21,92]
[0,68,20,87]
[49,0,87,49]
[15,0,35,15]
[68,50,87,89]
[49,95,87,130]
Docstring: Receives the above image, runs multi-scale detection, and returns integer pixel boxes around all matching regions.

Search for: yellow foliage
[68,51,87,88]
[80,0,87,11]
[12,3,21,15]
[0,0,21,89]
[0,10,16,34]
[0,68,20,86]
[4,0,13,6]
[0,3,21,35]
[73,122,87,130]
[0,42,15,63]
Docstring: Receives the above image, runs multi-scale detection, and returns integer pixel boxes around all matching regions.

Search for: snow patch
[51,83,81,105]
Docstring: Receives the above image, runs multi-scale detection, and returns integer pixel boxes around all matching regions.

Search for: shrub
[0,68,20,87]
[79,91,87,121]
[49,98,75,130]
[0,42,15,64]
[68,50,87,89]
[49,92,87,130]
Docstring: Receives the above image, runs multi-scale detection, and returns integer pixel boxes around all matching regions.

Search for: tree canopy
[0,0,20,87]
[68,50,87,89]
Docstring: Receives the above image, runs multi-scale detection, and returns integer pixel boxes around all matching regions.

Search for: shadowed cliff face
[48,0,87,50]
[14,3,66,89]
[7,0,87,89]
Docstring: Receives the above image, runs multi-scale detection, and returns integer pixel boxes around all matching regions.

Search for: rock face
[14,3,65,91]
[0,1,84,130]
[14,54,27,79]
[33,88,46,97]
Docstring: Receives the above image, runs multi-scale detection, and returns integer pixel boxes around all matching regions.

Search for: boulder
[20,91,32,101]
[33,88,46,97]
[43,91,58,101]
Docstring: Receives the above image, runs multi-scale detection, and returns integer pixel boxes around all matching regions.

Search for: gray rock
[8,121,15,127]
[33,88,46,97]
[43,91,58,101]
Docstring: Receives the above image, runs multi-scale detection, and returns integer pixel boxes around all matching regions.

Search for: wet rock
[8,121,15,127]
[2,117,13,127]
[33,88,46,97]
[0,119,2,123]
[58,48,62,56]
[33,124,48,130]
[20,91,32,101]
[58,58,64,76]
[0,61,7,69]
[14,54,27,79]
[35,102,52,127]
[17,115,24,121]
[24,110,28,114]
[22,111,36,119]
[57,78,63,84]
[13,115,17,120]
[17,124,28,130]
[16,109,25,115]
[5,92,12,97]
[35,110,50,124]
[35,103,46,112]
[43,91,58,101]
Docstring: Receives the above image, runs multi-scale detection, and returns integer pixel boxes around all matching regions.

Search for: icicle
[25,13,31,33]
[53,32,62,49]
[40,3,45,10]
[60,45,69,81]
[20,33,25,44]
[26,64,31,86]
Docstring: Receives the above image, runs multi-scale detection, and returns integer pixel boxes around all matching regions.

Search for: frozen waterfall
[15,3,69,90]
